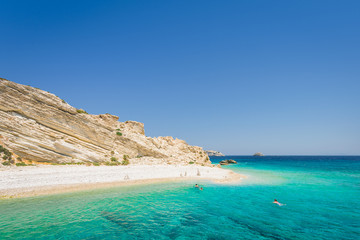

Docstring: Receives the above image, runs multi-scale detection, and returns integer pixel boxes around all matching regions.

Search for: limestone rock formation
[0,78,211,166]
[205,150,225,157]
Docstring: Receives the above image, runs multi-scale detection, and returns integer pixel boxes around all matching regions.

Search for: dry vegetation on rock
[0,78,211,166]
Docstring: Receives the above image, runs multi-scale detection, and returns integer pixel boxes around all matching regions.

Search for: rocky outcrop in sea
[219,159,237,165]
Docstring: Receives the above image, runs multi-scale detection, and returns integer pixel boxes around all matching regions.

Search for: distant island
[205,150,225,157]
[253,152,264,156]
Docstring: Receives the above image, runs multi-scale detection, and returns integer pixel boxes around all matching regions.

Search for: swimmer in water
[200,187,203,191]
[195,184,199,188]
[273,199,284,206]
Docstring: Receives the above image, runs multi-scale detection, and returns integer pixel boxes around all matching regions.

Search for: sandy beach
[0,165,243,198]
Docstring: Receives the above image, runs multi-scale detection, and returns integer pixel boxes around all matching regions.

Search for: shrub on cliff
[105,161,120,166]
[0,145,12,160]
[16,162,27,166]
[115,128,123,136]
[108,157,121,166]
[76,109,88,114]
[122,155,130,165]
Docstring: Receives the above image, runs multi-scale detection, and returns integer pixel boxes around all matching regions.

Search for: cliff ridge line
[0,78,211,166]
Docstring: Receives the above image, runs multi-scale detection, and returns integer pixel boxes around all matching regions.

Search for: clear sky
[1,0,359,155]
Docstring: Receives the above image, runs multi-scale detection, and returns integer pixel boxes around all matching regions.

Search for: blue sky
[1,0,359,155]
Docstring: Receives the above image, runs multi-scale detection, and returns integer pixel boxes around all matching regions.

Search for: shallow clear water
[0,156,359,239]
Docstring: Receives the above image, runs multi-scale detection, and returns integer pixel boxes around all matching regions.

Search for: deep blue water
[0,156,359,239]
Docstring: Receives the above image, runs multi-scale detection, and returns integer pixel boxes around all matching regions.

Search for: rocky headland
[0,78,211,166]
[205,150,225,157]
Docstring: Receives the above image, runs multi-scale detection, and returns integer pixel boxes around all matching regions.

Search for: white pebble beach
[0,165,243,198]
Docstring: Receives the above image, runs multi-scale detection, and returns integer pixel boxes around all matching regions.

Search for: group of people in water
[194,184,203,191]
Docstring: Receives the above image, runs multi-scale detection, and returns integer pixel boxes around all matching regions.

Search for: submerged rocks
[219,159,237,165]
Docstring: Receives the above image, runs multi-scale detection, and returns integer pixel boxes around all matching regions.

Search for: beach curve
[0,165,244,199]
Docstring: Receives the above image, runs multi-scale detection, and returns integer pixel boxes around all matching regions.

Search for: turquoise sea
[0,156,359,240]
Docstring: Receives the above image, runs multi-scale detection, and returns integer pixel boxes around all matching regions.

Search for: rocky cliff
[0,78,211,166]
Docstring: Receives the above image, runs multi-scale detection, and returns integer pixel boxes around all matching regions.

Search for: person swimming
[200,187,203,191]
[195,184,199,188]
[273,199,284,206]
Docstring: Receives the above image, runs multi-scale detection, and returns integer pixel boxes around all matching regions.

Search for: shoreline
[0,164,244,199]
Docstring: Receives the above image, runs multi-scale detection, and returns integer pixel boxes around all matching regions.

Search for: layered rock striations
[0,78,210,166]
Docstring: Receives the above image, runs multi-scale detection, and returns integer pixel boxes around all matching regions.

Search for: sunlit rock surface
[0,78,210,166]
